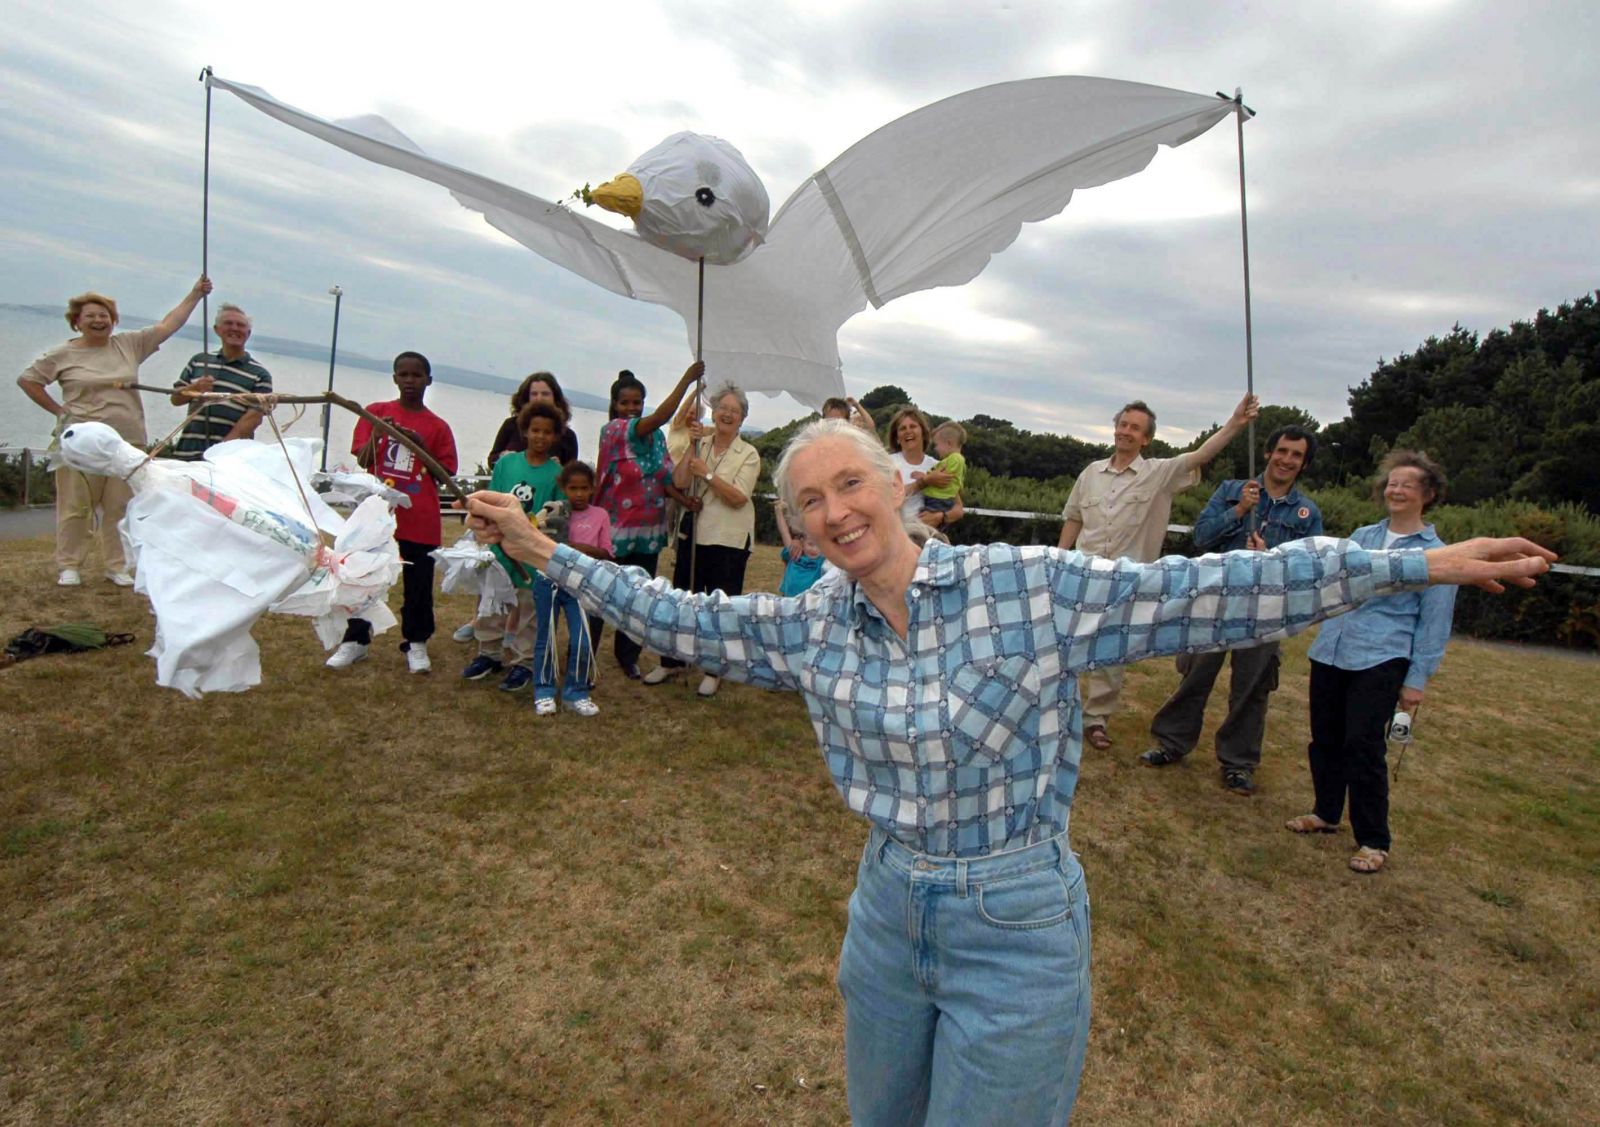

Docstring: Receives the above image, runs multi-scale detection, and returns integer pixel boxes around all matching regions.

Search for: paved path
[0,506,54,540]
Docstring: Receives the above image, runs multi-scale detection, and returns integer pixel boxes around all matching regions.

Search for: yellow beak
[588,172,643,219]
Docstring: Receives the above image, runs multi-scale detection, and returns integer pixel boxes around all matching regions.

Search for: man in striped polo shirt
[168,303,273,459]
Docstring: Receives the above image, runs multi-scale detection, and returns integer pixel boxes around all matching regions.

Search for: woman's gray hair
[774,418,897,511]
[709,381,749,420]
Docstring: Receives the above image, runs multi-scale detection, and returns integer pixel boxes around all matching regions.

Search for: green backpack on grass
[2,623,135,668]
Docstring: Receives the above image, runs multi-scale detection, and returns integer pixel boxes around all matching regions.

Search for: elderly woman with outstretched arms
[464,419,1552,1127]
[17,278,212,587]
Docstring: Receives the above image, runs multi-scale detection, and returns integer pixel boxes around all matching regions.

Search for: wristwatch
[701,469,713,480]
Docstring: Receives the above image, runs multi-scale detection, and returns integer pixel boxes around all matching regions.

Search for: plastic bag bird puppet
[206,75,1238,408]
[55,422,403,698]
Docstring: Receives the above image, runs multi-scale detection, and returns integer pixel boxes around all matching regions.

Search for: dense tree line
[754,290,1599,515]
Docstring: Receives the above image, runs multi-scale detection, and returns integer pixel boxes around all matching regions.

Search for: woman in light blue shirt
[465,423,1549,1125]
[1289,451,1456,875]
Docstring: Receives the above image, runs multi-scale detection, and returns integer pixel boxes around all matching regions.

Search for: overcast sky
[3,0,1595,443]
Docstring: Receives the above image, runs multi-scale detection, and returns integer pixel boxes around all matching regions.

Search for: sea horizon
[0,306,611,470]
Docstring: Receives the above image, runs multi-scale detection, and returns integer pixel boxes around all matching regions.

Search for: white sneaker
[642,665,682,685]
[326,641,369,669]
[697,675,720,698]
[106,571,134,587]
[406,644,431,674]
[534,697,558,716]
[451,622,476,643]
[57,569,82,587]
[565,698,600,718]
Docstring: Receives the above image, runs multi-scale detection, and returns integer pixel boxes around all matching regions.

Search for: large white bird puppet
[55,422,404,698]
[208,74,1240,408]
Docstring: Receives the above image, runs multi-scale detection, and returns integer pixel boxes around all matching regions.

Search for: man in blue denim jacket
[1140,425,1324,793]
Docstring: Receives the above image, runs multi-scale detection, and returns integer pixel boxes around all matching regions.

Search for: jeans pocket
[975,868,1073,931]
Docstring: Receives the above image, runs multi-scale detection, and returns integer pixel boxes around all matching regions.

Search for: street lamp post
[319,285,343,471]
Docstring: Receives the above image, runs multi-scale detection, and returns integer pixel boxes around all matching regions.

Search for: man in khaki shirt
[1060,393,1259,749]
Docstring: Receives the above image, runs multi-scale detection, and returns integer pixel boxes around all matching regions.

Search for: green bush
[748,421,1598,649]
[0,450,54,508]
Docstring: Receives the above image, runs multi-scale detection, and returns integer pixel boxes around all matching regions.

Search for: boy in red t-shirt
[326,351,459,674]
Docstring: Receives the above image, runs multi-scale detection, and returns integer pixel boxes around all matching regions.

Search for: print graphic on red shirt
[352,401,458,546]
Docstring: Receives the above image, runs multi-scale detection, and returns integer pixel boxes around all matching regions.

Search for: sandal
[1085,724,1114,751]
[1349,847,1388,874]
[1284,813,1339,834]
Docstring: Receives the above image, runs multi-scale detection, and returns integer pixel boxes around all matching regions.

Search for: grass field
[3,531,1597,1124]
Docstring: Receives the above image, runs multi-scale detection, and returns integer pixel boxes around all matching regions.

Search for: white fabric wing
[210,74,1234,409]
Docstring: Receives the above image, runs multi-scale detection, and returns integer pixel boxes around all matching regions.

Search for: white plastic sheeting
[55,422,403,697]
[208,74,1236,409]
[432,531,518,619]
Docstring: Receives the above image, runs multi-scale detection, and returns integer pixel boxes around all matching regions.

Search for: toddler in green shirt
[916,421,966,518]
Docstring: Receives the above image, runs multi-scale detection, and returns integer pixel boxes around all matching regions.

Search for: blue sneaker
[497,666,533,693]
[461,654,504,681]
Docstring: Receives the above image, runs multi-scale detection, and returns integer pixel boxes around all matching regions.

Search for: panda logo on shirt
[511,482,536,510]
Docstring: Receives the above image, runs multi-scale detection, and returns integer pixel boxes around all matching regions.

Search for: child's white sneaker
[326,642,368,669]
[57,568,82,587]
[534,697,558,716]
[565,698,600,718]
[406,643,431,674]
[451,622,476,643]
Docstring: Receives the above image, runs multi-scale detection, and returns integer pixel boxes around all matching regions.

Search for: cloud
[2,0,1596,440]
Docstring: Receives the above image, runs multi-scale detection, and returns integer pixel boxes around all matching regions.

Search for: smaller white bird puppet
[55,422,404,697]
[431,530,518,620]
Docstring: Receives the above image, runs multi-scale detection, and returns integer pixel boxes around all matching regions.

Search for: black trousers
[1307,658,1408,851]
[660,516,750,669]
[343,538,436,649]
[587,549,659,668]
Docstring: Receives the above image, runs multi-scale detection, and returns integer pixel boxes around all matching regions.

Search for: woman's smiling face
[895,415,925,456]
[788,434,909,582]
[712,393,745,436]
[1384,465,1432,521]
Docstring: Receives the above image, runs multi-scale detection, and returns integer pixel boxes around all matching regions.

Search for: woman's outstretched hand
[460,490,557,570]
[1423,537,1557,593]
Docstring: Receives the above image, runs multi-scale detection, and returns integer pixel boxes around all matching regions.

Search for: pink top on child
[566,505,614,558]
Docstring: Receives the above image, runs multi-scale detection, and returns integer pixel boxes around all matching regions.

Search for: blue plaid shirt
[548,538,1428,857]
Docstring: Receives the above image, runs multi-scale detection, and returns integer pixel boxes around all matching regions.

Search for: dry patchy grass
[2,532,1597,1124]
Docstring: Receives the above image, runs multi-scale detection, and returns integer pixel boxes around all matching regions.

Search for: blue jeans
[839,828,1092,1126]
[531,576,593,702]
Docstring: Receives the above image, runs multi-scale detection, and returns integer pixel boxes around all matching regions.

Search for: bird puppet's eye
[695,187,716,207]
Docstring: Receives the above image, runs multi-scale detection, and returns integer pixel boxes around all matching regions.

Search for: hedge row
[0,450,54,508]
[761,463,1599,651]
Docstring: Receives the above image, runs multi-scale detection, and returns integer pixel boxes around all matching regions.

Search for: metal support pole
[1225,87,1259,527]
[21,449,32,507]
[320,286,343,471]
[687,258,706,623]
[199,67,213,357]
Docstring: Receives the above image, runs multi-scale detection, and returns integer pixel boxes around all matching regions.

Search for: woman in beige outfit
[17,277,211,586]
